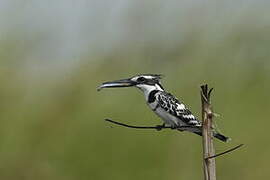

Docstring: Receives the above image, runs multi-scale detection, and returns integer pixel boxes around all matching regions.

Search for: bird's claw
[156,124,165,131]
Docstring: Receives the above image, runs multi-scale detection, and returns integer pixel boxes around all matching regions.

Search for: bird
[97,74,229,142]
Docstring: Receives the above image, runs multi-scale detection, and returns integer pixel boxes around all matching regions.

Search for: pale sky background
[0,0,269,72]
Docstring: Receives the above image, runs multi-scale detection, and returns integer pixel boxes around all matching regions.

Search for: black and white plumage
[150,91,201,128]
[98,74,229,142]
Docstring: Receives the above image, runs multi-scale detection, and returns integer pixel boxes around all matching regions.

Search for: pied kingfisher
[98,74,229,142]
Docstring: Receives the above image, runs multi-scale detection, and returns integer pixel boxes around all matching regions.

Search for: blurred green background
[1,1,270,180]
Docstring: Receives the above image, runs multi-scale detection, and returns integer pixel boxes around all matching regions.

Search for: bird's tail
[193,131,230,142]
[213,132,230,142]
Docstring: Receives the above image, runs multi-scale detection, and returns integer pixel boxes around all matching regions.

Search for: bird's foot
[156,123,165,131]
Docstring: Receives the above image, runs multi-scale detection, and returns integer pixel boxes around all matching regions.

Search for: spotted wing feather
[156,91,201,126]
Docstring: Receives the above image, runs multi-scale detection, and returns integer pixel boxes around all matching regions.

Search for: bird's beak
[97,78,136,91]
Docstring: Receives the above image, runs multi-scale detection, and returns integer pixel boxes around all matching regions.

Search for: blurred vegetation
[1,8,270,180]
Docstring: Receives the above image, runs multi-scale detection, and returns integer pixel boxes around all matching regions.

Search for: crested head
[130,74,164,97]
[130,74,163,84]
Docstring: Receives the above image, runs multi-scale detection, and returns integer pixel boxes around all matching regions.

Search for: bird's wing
[156,91,201,127]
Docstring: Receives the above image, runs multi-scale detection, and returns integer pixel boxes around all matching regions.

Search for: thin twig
[105,115,243,161]
[206,144,244,160]
[208,88,214,102]
[104,118,192,130]
[105,119,169,129]
[201,91,209,104]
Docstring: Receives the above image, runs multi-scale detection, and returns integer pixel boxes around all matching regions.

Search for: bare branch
[201,84,216,180]
[208,88,214,102]
[201,90,209,104]
[206,144,244,160]
[104,118,192,131]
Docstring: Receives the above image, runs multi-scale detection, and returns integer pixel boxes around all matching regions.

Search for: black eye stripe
[137,77,146,82]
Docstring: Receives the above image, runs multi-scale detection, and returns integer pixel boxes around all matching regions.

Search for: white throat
[136,84,164,100]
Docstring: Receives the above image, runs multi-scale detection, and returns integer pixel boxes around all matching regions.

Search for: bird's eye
[137,77,146,82]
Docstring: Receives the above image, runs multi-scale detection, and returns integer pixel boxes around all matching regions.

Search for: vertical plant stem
[201,85,216,180]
